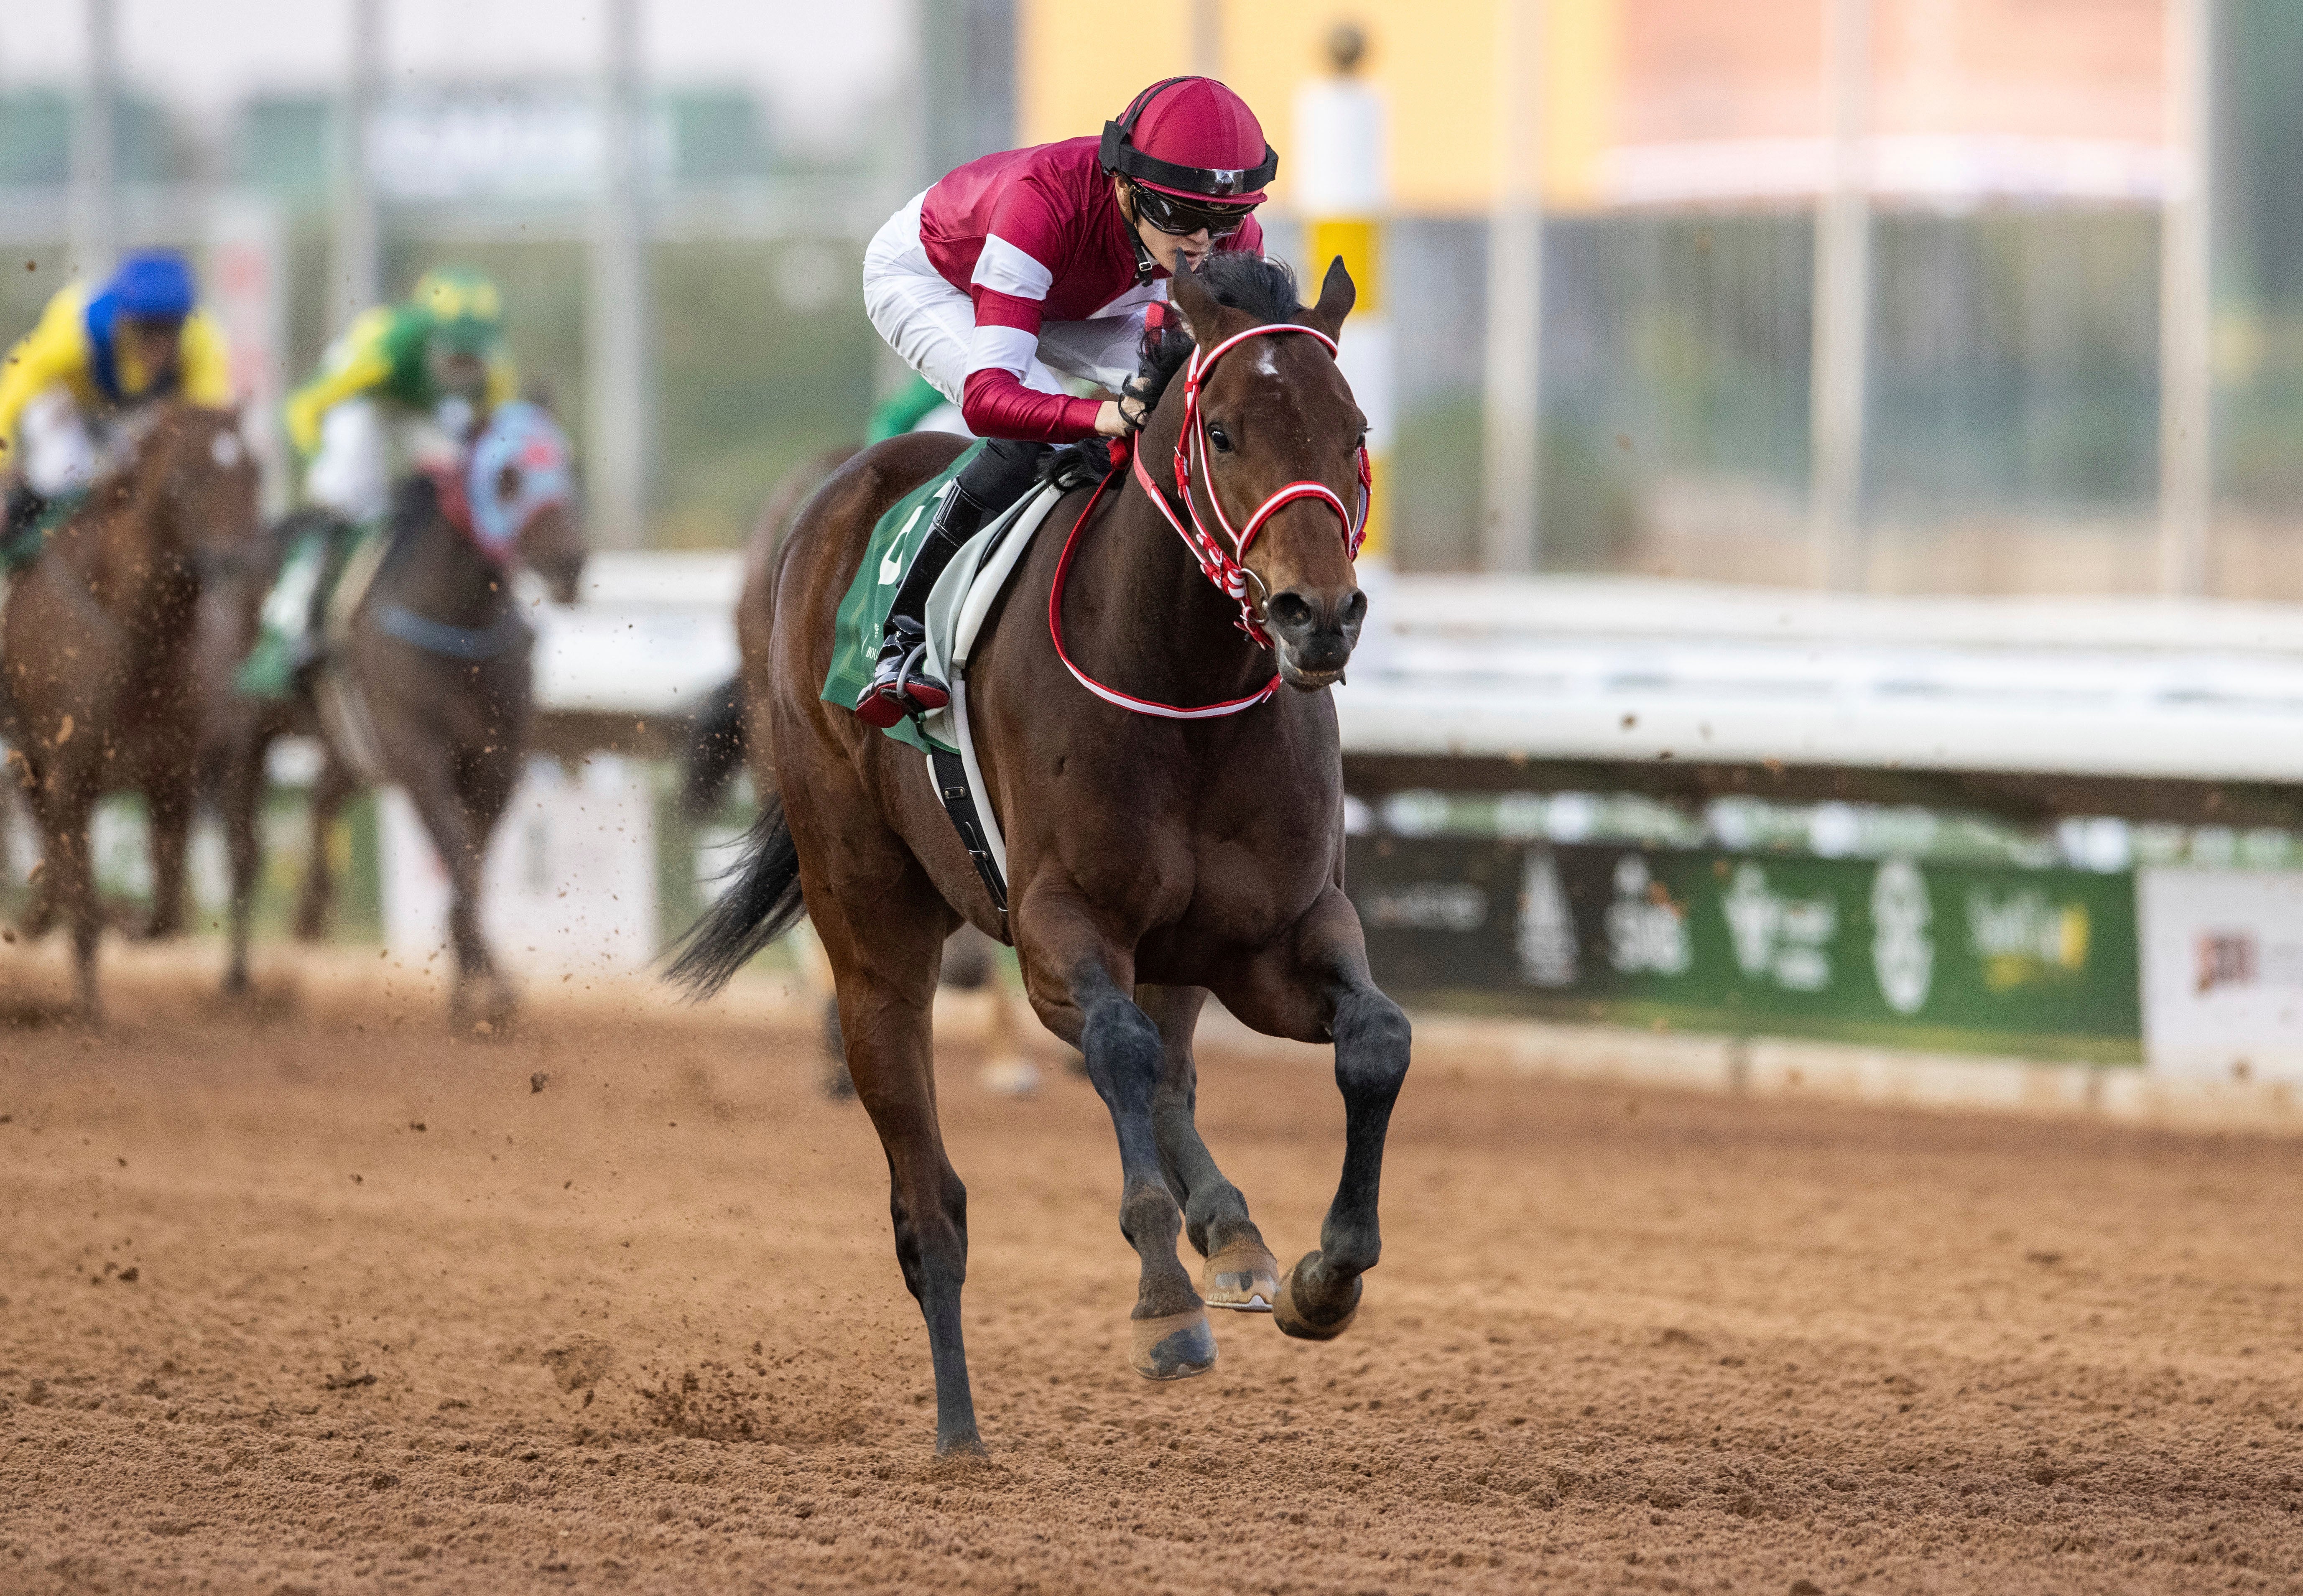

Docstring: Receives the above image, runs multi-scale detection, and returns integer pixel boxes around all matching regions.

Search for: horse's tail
[663,793,806,1001]
[678,674,747,819]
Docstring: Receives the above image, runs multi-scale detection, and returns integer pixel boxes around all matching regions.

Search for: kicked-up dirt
[1,986,2300,1593]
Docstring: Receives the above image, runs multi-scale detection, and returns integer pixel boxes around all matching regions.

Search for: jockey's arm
[958,180,1109,445]
[284,307,396,456]
[0,287,94,475]
[177,311,234,408]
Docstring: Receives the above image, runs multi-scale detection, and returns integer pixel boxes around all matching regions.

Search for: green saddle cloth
[819,440,982,755]
[0,488,88,571]
[233,519,377,700]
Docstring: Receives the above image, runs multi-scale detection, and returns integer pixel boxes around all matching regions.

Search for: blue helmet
[102,250,196,322]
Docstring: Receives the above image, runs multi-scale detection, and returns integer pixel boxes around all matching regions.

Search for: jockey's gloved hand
[1118,376,1157,432]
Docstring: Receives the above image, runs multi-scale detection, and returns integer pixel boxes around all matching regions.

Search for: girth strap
[373,599,531,662]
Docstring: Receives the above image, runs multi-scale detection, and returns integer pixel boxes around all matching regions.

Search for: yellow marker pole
[1294,24,1394,571]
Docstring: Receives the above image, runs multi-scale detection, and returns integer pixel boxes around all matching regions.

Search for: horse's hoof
[1273,1252,1361,1341]
[450,975,518,1039]
[1202,1238,1280,1313]
[1128,1306,1217,1381]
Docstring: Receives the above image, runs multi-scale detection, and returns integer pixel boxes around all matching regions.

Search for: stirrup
[854,624,949,728]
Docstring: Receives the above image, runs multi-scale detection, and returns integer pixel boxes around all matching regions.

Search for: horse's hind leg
[801,827,979,1452]
[1020,925,1214,1381]
[219,723,269,995]
[292,751,356,942]
[1138,983,1280,1313]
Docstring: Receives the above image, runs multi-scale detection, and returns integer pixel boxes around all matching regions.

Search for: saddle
[821,453,1066,922]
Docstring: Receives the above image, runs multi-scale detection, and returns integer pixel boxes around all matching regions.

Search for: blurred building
[1021,0,2303,598]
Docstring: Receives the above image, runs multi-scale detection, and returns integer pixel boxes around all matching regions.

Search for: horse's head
[1167,256,1367,691]
[142,404,265,577]
[469,401,587,604]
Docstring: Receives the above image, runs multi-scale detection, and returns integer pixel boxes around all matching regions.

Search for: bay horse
[671,255,1409,1455]
[217,411,586,1029]
[0,403,265,1019]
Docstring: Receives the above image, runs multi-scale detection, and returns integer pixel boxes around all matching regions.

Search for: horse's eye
[1207,423,1233,454]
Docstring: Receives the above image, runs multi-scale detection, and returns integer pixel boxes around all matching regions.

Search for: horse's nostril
[1269,593,1315,633]
[1342,590,1368,628]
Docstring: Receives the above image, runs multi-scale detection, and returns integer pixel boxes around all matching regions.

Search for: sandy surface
[2,985,2301,1594]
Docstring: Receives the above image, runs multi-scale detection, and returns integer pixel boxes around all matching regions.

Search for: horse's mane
[1044,253,1303,489]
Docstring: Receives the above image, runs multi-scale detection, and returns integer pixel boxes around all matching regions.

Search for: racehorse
[0,403,264,1019]
[217,410,586,1029]
[670,255,1410,1456]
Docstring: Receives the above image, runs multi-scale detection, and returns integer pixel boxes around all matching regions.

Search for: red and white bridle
[1049,320,1371,720]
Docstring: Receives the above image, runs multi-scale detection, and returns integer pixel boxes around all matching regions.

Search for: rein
[1048,320,1370,721]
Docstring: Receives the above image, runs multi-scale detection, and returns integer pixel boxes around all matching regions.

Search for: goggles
[1128,181,1256,241]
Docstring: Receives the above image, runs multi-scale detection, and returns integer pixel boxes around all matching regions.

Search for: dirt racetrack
[3,973,2301,1596]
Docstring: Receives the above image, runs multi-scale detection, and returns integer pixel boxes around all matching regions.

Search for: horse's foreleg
[1223,887,1411,1342]
[1138,982,1280,1313]
[292,751,356,943]
[143,775,191,939]
[395,755,506,1033]
[1023,919,1213,1381]
[38,768,103,1023]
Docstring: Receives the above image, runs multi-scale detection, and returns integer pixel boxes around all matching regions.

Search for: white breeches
[303,398,462,524]
[860,192,1145,408]
[18,389,100,497]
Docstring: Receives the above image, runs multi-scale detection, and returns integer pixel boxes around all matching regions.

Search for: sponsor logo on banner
[1722,862,1836,992]
[2138,868,2303,1081]
[1869,860,1935,1015]
[1607,854,1692,976]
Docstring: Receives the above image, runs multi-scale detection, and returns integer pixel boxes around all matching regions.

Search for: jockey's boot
[853,437,1049,728]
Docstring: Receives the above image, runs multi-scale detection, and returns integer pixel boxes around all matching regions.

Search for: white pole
[71,0,120,280]
[2159,0,2213,597]
[332,0,383,331]
[589,0,652,551]
[1809,0,1871,591]
[1190,0,1223,77]
[1296,25,1393,568]
[1480,0,1544,573]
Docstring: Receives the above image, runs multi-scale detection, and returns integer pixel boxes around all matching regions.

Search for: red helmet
[1100,76,1277,204]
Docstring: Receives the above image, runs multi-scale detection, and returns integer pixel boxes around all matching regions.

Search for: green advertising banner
[1347,839,2140,1061]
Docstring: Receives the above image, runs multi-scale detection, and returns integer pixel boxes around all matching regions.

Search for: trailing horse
[217,406,587,1028]
[0,403,264,1019]
[670,255,1410,1455]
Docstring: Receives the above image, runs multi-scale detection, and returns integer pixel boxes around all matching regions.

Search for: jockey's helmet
[103,251,196,325]
[413,268,506,356]
[1101,77,1276,209]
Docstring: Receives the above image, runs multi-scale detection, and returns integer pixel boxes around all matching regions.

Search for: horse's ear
[1307,256,1357,340]
[1169,265,1223,345]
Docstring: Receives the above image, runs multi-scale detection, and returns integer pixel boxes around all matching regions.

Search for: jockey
[283,266,520,528]
[852,75,1276,726]
[0,250,232,559]
[242,268,520,697]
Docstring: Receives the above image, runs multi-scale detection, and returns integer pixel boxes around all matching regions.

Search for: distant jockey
[852,75,1275,726]
[240,268,521,698]
[0,250,232,563]
[283,266,520,527]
